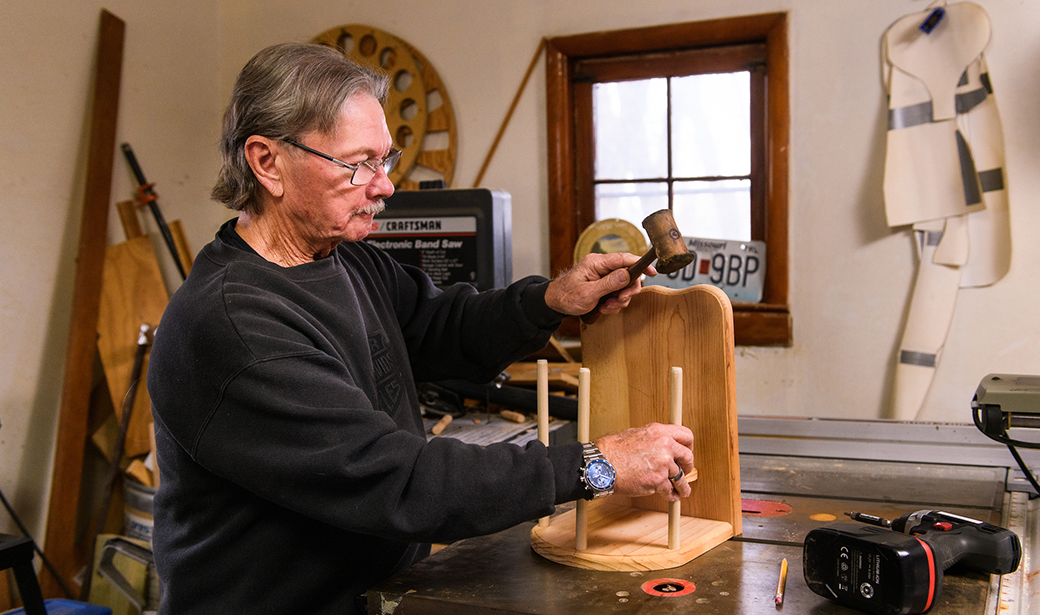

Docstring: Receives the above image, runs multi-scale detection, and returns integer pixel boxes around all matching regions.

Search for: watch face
[586,459,616,490]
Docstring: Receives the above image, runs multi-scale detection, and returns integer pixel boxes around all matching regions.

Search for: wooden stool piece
[531,285,741,571]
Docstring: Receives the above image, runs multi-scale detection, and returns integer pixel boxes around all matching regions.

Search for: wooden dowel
[575,367,591,551]
[537,359,550,527]
[669,366,682,550]
[578,367,591,443]
[472,38,546,188]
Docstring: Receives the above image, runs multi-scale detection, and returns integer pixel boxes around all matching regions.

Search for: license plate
[645,237,765,303]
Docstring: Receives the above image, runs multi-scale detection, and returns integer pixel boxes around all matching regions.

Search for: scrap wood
[96,237,167,458]
[505,361,580,392]
[41,8,126,598]
[548,335,577,363]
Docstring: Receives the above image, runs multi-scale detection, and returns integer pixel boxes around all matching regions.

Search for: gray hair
[211,42,390,213]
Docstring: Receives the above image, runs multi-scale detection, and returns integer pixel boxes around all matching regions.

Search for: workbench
[370,417,1039,614]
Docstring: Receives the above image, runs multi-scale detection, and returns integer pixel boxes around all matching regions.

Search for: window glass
[671,72,751,178]
[593,72,752,242]
[595,182,668,232]
[594,79,668,180]
[673,179,751,241]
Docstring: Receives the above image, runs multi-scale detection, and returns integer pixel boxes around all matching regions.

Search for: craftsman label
[645,237,765,302]
[366,216,479,287]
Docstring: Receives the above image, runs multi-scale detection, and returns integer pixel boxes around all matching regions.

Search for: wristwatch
[580,442,616,499]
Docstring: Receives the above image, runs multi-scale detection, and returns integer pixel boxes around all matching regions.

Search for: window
[546,14,790,345]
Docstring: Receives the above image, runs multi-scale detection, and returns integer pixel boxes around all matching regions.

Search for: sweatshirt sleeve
[150,245,583,545]
[359,246,565,384]
[191,350,572,544]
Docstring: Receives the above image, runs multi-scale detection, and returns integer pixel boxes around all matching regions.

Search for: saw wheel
[312,25,458,190]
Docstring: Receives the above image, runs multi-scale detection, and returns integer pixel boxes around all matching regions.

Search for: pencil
[775,557,788,606]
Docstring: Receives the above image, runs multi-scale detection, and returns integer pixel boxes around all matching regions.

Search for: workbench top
[369,452,1009,614]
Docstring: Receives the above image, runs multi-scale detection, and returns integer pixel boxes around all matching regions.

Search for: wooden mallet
[581,209,694,324]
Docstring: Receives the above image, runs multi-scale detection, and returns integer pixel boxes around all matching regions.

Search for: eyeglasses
[283,138,402,186]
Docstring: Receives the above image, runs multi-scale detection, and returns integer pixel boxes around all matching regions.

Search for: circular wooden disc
[311,25,428,186]
[573,218,648,264]
[311,25,458,190]
[397,38,458,190]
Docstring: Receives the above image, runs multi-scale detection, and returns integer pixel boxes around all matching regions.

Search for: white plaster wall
[2,0,1038,542]
[0,0,222,537]
[218,0,1040,420]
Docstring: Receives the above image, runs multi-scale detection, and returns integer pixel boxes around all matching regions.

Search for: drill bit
[845,511,892,528]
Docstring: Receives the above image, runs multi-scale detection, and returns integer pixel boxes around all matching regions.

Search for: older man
[147,42,694,615]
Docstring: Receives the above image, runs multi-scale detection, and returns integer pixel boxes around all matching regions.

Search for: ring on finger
[668,467,685,483]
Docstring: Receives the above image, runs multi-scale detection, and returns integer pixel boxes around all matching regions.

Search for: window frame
[546,13,790,345]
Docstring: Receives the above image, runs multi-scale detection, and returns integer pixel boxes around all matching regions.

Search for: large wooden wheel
[311,25,458,190]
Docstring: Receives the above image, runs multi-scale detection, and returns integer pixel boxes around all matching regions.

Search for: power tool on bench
[803,509,1021,615]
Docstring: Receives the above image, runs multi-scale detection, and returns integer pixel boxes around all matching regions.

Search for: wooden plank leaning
[39,8,126,598]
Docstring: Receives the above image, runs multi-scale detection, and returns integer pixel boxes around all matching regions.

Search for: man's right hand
[544,252,657,317]
[594,423,694,502]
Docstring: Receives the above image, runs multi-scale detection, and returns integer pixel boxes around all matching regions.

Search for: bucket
[123,479,156,546]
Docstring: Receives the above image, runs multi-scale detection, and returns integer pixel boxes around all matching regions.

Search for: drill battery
[804,523,941,615]
[803,511,1020,615]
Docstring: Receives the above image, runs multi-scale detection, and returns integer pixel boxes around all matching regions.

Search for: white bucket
[123,479,156,545]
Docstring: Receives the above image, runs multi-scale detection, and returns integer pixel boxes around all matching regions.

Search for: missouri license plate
[645,237,765,303]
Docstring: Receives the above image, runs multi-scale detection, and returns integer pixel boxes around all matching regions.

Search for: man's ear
[244,136,284,198]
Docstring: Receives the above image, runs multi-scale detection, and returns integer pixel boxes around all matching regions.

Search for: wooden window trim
[546,13,791,345]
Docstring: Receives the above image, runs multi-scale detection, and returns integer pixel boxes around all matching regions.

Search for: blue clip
[919,7,945,34]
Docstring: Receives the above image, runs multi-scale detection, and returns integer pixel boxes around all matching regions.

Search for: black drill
[803,510,1021,615]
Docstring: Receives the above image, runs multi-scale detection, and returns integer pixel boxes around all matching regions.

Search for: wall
[219,0,1040,420]
[0,0,222,538]
[1,0,1038,541]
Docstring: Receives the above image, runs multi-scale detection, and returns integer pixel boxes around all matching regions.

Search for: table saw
[369,416,1038,614]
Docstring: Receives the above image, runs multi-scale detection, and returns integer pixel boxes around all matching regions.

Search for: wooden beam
[40,8,125,598]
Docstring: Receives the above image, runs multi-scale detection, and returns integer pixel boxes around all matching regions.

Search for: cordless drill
[803,510,1021,615]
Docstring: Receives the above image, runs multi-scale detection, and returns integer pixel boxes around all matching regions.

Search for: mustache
[355,200,385,217]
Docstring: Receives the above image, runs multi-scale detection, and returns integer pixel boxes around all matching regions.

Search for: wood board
[96,235,169,458]
[530,500,733,571]
[581,284,741,528]
[41,9,125,597]
[504,361,581,392]
[530,285,741,571]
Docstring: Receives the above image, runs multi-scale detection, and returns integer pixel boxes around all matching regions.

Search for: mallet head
[641,209,694,274]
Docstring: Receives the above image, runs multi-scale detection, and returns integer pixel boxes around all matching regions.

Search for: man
[148,42,694,615]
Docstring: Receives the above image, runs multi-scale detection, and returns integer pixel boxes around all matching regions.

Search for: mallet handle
[580,247,657,325]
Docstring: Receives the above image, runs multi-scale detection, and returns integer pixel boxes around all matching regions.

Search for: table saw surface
[369,418,1034,614]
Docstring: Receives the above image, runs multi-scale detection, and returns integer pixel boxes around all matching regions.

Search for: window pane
[673,179,751,241]
[594,79,668,180]
[595,182,668,232]
[671,72,750,178]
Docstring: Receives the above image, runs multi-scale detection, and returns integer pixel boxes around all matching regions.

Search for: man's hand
[594,423,694,502]
[544,253,657,316]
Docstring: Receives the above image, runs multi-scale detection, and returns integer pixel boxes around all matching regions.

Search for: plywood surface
[96,236,168,457]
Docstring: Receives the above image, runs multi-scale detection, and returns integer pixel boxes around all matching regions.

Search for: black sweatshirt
[147,220,586,614]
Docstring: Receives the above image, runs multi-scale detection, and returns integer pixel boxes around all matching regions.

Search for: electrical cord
[972,403,1040,498]
[0,485,74,598]
[1006,443,1040,498]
